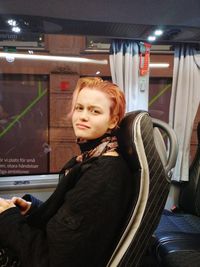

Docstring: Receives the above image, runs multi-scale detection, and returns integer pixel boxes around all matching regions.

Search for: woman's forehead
[77,88,108,101]
[76,88,111,109]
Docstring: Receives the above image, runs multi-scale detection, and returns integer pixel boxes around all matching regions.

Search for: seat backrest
[179,122,200,215]
[106,111,174,267]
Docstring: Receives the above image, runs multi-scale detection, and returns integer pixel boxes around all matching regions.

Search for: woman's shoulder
[74,155,133,195]
[86,154,131,174]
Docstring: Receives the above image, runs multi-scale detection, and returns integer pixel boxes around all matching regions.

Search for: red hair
[69,77,126,126]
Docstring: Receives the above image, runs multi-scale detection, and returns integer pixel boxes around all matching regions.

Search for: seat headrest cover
[117,111,142,172]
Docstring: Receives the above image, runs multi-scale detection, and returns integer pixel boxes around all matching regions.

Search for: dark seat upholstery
[106,111,174,267]
[153,122,200,267]
[179,122,200,216]
[161,251,200,267]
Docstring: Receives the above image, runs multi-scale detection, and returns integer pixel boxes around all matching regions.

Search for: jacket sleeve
[22,194,43,215]
[0,207,49,267]
[0,158,130,267]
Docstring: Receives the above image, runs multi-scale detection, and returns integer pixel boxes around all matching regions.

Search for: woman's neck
[77,133,113,153]
[76,132,119,162]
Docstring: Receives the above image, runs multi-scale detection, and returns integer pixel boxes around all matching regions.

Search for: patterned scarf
[76,134,118,162]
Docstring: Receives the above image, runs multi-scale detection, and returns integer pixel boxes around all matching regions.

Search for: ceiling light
[148,36,156,42]
[154,29,163,36]
[149,63,169,68]
[12,26,21,33]
[0,52,108,65]
[7,19,17,26]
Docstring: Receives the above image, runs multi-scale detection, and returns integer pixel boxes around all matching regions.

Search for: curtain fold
[169,44,200,181]
[109,40,149,112]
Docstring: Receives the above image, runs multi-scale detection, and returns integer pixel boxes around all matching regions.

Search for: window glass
[0,74,49,175]
[149,77,172,122]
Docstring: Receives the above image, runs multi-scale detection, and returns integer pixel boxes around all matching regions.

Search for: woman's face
[72,87,117,140]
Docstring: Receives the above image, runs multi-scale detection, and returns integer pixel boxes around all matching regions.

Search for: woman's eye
[75,106,83,111]
[91,109,100,114]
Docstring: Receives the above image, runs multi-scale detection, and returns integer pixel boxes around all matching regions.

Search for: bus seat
[153,122,200,267]
[152,118,178,182]
[106,111,176,267]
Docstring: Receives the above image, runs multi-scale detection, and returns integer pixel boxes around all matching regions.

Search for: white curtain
[109,41,149,112]
[169,45,200,181]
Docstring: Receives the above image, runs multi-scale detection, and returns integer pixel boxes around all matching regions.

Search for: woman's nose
[79,110,89,121]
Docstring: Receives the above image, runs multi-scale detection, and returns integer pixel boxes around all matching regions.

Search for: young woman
[0,77,134,267]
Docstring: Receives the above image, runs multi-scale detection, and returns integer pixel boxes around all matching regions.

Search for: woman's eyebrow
[75,102,103,110]
[75,102,83,106]
[89,105,102,110]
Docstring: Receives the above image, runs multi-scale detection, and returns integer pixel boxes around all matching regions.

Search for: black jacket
[0,155,133,267]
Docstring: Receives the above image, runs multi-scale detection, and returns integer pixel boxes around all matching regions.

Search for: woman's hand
[0,197,16,213]
[11,197,31,215]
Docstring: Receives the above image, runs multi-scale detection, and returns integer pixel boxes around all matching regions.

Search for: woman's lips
[76,123,90,129]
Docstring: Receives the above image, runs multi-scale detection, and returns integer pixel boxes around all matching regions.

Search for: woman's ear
[108,115,119,130]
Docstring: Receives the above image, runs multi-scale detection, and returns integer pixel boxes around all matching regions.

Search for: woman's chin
[75,134,90,140]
